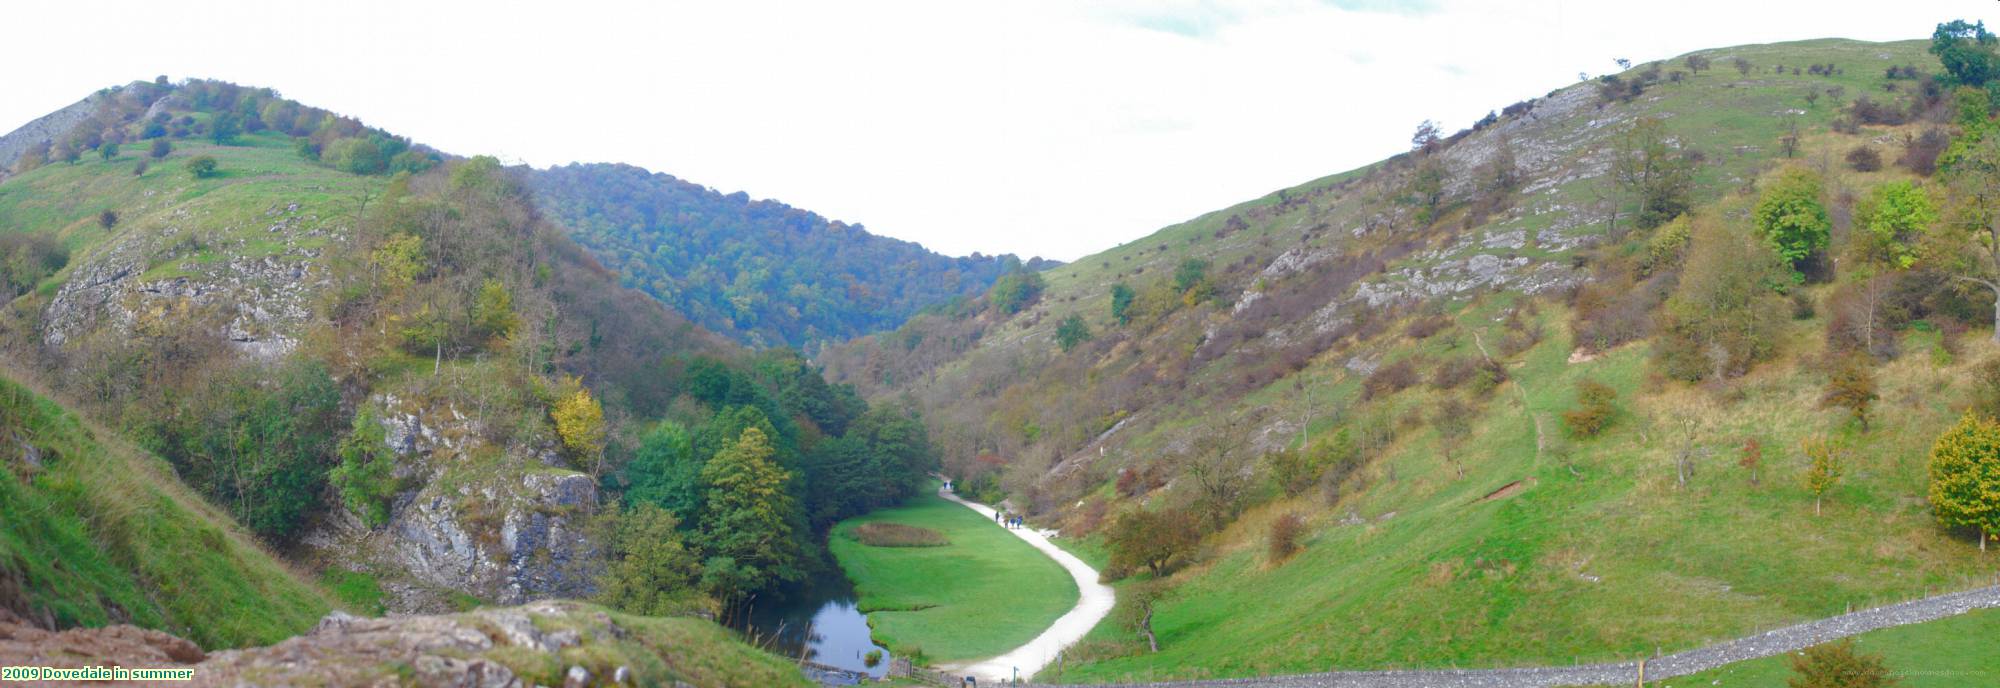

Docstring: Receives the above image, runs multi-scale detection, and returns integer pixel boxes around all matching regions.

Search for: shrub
[1361,358,1419,400]
[131,159,148,176]
[1972,356,2000,419]
[988,270,1045,314]
[1787,639,1893,688]
[849,522,948,547]
[97,210,117,229]
[1562,378,1618,438]
[1056,314,1092,352]
[98,142,118,161]
[1900,128,1949,175]
[184,155,218,178]
[329,410,399,528]
[1845,146,1883,172]
[1821,355,1879,432]
[1404,314,1449,340]
[1268,513,1305,563]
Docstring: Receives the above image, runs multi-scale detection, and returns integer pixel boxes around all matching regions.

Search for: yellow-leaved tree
[551,379,606,475]
[1929,412,2000,552]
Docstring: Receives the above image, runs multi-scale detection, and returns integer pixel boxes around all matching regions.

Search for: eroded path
[934,487,1116,683]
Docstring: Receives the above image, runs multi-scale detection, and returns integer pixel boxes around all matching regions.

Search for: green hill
[0,368,332,649]
[0,77,937,681]
[823,36,2000,681]
[529,162,1057,350]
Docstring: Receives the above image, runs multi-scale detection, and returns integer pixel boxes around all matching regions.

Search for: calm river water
[739,571,892,679]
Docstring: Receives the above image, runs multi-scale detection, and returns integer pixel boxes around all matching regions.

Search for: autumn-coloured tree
[1740,437,1764,486]
[1929,412,2000,552]
[1562,378,1618,438]
[1106,507,1199,577]
[1821,355,1879,432]
[552,380,607,474]
[1787,639,1896,688]
[1801,437,1845,516]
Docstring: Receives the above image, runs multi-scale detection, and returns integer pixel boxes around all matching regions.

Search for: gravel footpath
[1003,584,2000,688]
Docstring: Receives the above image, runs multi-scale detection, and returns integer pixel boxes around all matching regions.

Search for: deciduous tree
[1801,437,1845,517]
[698,427,800,595]
[1929,412,2000,552]
[1755,167,1831,280]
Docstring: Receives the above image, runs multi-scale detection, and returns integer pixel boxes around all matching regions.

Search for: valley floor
[828,486,1077,664]
[934,487,1116,682]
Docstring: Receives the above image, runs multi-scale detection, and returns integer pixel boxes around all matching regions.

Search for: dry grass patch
[849,522,949,547]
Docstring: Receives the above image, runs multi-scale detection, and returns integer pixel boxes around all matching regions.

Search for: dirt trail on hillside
[934,487,1116,684]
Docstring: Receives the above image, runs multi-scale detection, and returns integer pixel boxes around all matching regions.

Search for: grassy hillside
[829,489,1074,662]
[529,163,1056,350]
[0,368,333,648]
[822,37,2000,681]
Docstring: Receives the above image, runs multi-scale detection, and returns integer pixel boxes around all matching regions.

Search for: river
[738,569,892,680]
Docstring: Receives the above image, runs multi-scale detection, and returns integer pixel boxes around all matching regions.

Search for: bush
[1268,513,1305,563]
[1404,314,1449,340]
[1562,378,1618,438]
[1972,356,2000,419]
[1900,128,1949,175]
[1845,146,1883,172]
[848,522,948,547]
[97,210,117,229]
[1056,314,1092,352]
[1787,639,1893,688]
[329,410,399,528]
[0,232,69,297]
[131,159,148,176]
[1362,359,1419,400]
[184,155,218,178]
[1821,354,1879,432]
[988,270,1045,314]
[148,138,171,159]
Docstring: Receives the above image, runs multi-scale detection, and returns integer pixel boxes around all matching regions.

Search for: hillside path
[934,486,1116,683]
[996,584,2000,687]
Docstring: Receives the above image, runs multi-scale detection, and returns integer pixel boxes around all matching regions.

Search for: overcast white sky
[5,1,1995,260]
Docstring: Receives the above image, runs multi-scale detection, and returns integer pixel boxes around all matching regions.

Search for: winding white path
[935,486,1116,683]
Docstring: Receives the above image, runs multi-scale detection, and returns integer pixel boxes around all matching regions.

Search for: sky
[4,1,1996,261]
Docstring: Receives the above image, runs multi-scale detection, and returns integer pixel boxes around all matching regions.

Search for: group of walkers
[995,510,1024,529]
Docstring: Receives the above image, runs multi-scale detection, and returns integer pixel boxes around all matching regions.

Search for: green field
[830,489,1077,663]
[1662,607,2000,688]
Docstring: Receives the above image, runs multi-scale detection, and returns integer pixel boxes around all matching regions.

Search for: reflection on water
[740,571,892,679]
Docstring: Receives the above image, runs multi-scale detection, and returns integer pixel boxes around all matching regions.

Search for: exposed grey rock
[0,91,102,172]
